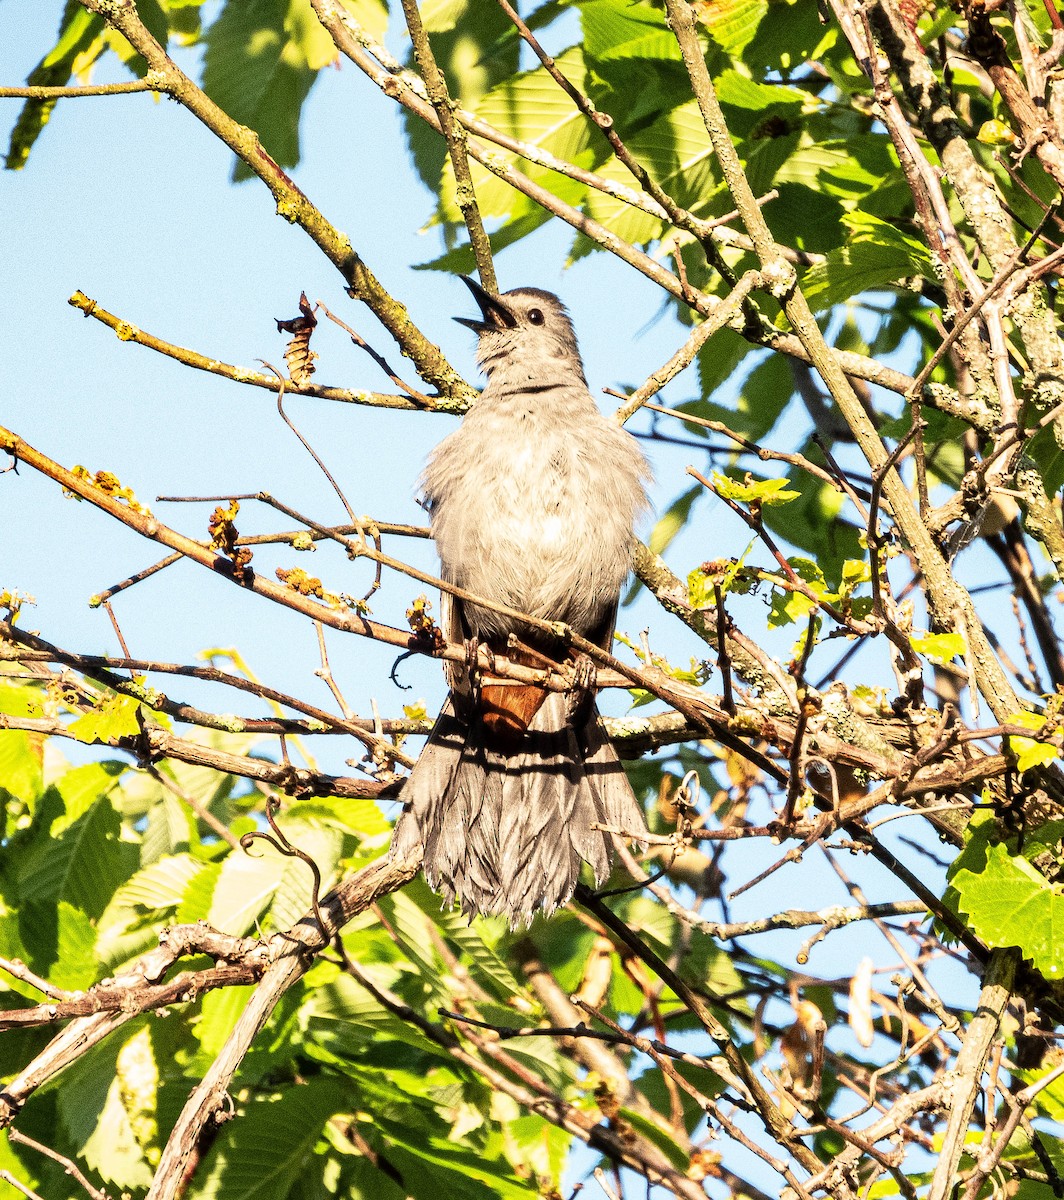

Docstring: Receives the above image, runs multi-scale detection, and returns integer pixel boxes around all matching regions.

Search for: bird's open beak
[454,275,517,333]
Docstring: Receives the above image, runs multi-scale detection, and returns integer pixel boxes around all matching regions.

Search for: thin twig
[316,302,432,405]
[148,764,242,850]
[651,403,850,492]
[0,80,158,99]
[68,292,430,412]
[401,0,497,291]
[6,1130,111,1200]
[0,1171,45,1200]
[928,949,1020,1200]
[0,958,70,1000]
[612,270,766,425]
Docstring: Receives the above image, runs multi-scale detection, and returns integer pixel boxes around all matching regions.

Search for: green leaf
[0,1131,39,1194]
[525,911,598,993]
[306,962,456,1059]
[584,100,724,242]
[650,485,700,556]
[4,3,108,170]
[744,0,839,73]
[1025,422,1064,496]
[19,791,135,921]
[98,853,206,926]
[909,632,966,665]
[403,0,519,194]
[686,537,755,609]
[68,692,144,745]
[405,877,524,999]
[579,0,680,63]
[142,792,196,862]
[637,1062,724,1136]
[338,0,388,41]
[695,0,770,56]
[716,70,807,124]
[0,730,44,807]
[840,558,872,588]
[1016,818,1064,863]
[1015,1061,1064,1124]
[697,327,755,400]
[178,858,222,921]
[788,557,828,591]
[713,472,800,505]
[800,212,936,310]
[285,795,390,839]
[375,890,447,987]
[759,472,862,579]
[949,835,1064,979]
[163,739,246,828]
[52,901,99,990]
[198,1078,351,1200]
[207,845,285,935]
[439,47,594,224]
[619,1107,690,1171]
[266,819,344,930]
[96,851,208,968]
[193,983,257,1061]
[504,1114,569,1189]
[1012,737,1058,773]
[777,135,901,208]
[1005,711,1060,773]
[59,1026,156,1190]
[687,564,713,611]
[49,761,126,833]
[730,351,798,441]
[0,680,46,718]
[203,0,379,180]
[80,1077,156,1188]
[769,586,817,628]
[375,1113,534,1200]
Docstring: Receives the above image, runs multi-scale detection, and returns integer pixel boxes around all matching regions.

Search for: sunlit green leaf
[909,632,966,665]
[439,47,594,224]
[0,730,43,808]
[948,820,1064,979]
[800,211,936,310]
[713,472,800,505]
[5,4,108,170]
[198,1078,351,1200]
[694,0,769,55]
[1005,711,1060,773]
[69,693,144,745]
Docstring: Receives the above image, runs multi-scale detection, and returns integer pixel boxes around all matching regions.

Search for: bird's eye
[527,308,545,325]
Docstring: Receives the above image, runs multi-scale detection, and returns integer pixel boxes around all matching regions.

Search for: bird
[388,276,651,926]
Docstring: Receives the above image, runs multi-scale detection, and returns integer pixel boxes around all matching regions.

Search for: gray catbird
[388,277,651,925]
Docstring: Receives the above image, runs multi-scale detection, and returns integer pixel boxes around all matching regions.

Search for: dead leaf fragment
[275,291,318,386]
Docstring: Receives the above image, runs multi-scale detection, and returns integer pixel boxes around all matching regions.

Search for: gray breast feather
[423,389,649,641]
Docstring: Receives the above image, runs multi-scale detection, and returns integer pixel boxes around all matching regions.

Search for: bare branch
[69,291,433,413]
[70,4,472,401]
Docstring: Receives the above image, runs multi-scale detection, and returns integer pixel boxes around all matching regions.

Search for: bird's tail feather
[388,692,645,926]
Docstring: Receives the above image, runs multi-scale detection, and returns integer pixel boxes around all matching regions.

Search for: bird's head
[455,275,586,385]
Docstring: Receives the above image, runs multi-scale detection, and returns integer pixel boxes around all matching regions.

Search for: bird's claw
[566,654,597,723]
[464,636,499,690]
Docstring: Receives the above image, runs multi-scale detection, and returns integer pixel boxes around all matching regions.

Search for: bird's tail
[388,692,646,926]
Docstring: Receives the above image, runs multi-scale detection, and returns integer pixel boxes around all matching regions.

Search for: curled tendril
[239,796,325,939]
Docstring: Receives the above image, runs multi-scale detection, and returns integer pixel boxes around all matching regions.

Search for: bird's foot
[566,654,597,723]
[464,636,480,687]
[464,636,499,690]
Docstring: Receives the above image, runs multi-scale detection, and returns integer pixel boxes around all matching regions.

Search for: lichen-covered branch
[73,0,471,402]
